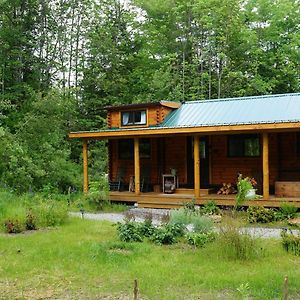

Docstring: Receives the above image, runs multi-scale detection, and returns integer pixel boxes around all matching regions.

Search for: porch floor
[109,191,300,209]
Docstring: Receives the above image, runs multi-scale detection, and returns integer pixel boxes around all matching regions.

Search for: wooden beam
[194,136,200,198]
[83,139,89,193]
[262,133,269,199]
[134,138,140,195]
[69,122,300,140]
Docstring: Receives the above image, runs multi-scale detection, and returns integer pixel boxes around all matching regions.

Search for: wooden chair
[109,166,126,191]
[141,165,152,192]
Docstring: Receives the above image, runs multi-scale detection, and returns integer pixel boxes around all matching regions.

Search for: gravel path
[70,208,299,239]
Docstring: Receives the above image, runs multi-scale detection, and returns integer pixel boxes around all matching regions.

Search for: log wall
[108,133,300,192]
[107,105,173,128]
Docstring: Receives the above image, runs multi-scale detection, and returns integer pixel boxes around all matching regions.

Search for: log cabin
[69,93,300,208]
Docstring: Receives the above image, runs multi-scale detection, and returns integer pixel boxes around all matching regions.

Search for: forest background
[0,0,299,193]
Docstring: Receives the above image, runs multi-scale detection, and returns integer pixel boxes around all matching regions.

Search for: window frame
[227,134,261,158]
[296,132,300,157]
[118,138,151,160]
[120,109,147,127]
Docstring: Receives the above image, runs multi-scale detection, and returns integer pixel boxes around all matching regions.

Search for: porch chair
[109,166,126,191]
[141,165,152,192]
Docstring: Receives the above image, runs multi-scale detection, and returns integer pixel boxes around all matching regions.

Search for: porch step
[175,188,215,195]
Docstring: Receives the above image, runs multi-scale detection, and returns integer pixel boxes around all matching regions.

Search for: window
[297,133,300,156]
[118,139,151,159]
[121,110,146,126]
[228,134,260,157]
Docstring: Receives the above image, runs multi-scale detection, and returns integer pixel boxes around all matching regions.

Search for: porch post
[194,135,200,198]
[262,133,269,199]
[134,138,140,195]
[83,139,89,193]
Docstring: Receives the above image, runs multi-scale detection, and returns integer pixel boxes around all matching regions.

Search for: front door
[187,136,210,188]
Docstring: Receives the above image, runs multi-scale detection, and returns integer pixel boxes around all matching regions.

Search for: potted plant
[235,174,257,208]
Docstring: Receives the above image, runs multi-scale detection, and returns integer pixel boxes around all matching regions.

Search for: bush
[169,209,190,226]
[186,232,216,247]
[200,201,220,215]
[25,209,37,230]
[183,199,196,214]
[190,215,214,233]
[150,227,176,245]
[219,223,263,260]
[138,216,155,238]
[275,203,298,220]
[4,219,23,233]
[281,229,300,256]
[116,221,143,242]
[247,206,275,223]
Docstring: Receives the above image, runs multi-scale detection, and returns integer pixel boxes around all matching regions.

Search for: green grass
[1,218,300,299]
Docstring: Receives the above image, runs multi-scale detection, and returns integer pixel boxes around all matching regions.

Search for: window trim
[118,138,151,160]
[227,134,261,158]
[296,132,300,157]
[120,109,148,127]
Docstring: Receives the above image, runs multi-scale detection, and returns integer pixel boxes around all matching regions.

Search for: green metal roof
[160,93,300,128]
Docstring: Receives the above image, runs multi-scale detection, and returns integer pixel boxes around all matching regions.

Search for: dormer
[106,101,181,129]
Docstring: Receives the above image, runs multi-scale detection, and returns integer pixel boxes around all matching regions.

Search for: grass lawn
[0,218,300,299]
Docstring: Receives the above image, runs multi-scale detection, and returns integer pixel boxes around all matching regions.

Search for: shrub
[4,219,23,233]
[200,201,220,215]
[150,227,176,245]
[275,203,298,220]
[116,221,143,242]
[281,229,300,256]
[183,199,196,214]
[165,223,185,237]
[235,175,255,208]
[190,215,214,233]
[85,178,109,210]
[169,209,189,226]
[138,217,156,238]
[247,206,275,223]
[25,209,37,230]
[186,232,216,247]
[219,223,263,260]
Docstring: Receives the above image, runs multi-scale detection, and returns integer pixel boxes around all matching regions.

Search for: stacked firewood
[217,183,237,195]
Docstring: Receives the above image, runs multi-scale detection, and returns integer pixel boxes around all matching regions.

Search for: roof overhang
[105,100,181,111]
[69,121,300,140]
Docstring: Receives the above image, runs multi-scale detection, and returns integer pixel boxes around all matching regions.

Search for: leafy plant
[235,174,256,208]
[4,219,23,234]
[236,282,250,299]
[247,206,275,223]
[186,232,216,248]
[138,216,155,238]
[116,221,143,242]
[200,201,220,215]
[85,179,109,210]
[150,227,176,245]
[183,199,196,214]
[25,209,37,230]
[275,203,298,220]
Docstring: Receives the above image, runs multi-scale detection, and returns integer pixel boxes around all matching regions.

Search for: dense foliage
[0,0,299,192]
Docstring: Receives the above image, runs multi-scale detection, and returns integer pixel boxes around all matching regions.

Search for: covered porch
[78,130,300,208]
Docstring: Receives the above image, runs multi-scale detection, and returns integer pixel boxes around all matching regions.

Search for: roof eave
[69,121,300,139]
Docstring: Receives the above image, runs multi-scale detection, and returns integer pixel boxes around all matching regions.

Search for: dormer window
[121,110,146,126]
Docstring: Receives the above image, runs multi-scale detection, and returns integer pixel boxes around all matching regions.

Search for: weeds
[218,222,263,260]
[281,228,300,256]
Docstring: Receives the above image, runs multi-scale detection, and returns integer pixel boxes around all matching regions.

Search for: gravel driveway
[70,208,299,239]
